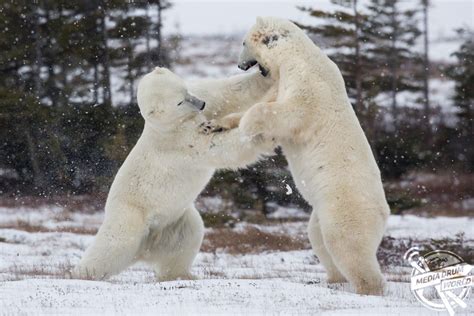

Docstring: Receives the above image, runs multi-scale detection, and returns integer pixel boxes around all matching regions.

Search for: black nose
[238,60,257,71]
[238,64,248,71]
[200,102,206,111]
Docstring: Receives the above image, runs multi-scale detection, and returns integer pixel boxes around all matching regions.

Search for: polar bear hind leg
[151,206,204,282]
[307,212,347,283]
[72,207,146,280]
[320,212,386,295]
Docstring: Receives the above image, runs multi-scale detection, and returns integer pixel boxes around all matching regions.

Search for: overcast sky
[162,0,473,51]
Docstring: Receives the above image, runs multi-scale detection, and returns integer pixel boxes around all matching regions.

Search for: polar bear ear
[154,67,166,74]
[256,17,266,27]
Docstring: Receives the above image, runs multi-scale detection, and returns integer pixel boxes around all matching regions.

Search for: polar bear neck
[141,116,203,151]
[258,32,318,79]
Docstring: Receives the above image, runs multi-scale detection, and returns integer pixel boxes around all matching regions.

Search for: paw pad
[199,121,225,134]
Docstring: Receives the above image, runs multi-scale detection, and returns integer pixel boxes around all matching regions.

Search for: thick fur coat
[72,68,275,281]
[237,17,390,295]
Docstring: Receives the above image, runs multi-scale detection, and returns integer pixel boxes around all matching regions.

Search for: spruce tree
[296,1,386,141]
[449,29,474,171]
[365,0,422,125]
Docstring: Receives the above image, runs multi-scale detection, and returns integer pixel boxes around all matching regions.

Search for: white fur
[72,68,275,281]
[238,17,390,295]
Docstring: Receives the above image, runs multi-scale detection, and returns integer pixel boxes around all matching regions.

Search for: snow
[0,205,472,314]
[386,215,474,240]
[1,278,451,315]
[266,204,309,220]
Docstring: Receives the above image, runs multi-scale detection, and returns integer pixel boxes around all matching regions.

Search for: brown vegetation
[201,226,309,254]
[0,220,97,235]
[0,194,106,213]
[385,172,474,216]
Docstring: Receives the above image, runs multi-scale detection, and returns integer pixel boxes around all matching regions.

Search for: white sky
[162,0,473,60]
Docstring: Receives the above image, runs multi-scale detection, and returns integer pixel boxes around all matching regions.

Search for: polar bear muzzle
[183,92,206,111]
[238,59,269,77]
[238,59,257,71]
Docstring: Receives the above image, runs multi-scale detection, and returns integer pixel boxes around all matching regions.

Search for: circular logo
[404,247,473,315]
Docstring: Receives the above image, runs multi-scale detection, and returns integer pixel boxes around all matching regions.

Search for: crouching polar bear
[233,17,390,295]
[72,68,275,281]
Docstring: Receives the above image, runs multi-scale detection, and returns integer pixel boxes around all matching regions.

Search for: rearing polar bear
[72,68,276,281]
[236,17,390,295]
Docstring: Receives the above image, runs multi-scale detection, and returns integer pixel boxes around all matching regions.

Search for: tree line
[295,0,472,177]
[210,0,473,214]
[0,0,175,194]
[0,0,472,215]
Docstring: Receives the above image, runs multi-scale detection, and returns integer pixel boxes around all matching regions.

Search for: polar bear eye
[177,101,184,106]
[242,41,246,46]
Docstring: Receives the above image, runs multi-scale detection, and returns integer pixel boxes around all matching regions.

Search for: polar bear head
[238,17,302,77]
[137,67,206,131]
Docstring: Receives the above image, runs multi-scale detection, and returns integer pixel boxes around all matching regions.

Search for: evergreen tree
[421,0,431,130]
[296,0,381,141]
[0,1,175,194]
[448,29,474,171]
[365,0,422,125]
[150,0,173,67]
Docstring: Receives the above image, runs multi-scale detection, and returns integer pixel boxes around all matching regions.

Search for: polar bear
[234,17,390,295]
[72,67,275,281]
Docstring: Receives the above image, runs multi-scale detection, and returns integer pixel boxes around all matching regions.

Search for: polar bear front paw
[239,107,266,139]
[198,120,226,135]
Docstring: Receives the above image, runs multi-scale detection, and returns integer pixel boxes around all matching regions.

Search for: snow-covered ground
[0,205,472,314]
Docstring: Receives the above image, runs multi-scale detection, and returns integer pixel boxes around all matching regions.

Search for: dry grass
[378,233,473,268]
[202,226,309,254]
[200,267,227,279]
[0,194,106,213]
[0,220,97,235]
[385,172,474,216]
[2,262,74,281]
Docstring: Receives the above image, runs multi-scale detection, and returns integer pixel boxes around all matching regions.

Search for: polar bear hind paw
[326,274,348,284]
[157,272,198,282]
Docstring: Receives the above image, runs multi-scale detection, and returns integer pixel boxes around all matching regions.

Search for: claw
[199,121,226,135]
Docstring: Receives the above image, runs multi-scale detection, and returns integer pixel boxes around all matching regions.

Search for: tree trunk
[353,0,363,116]
[353,0,375,142]
[127,43,134,104]
[156,1,167,66]
[25,128,44,189]
[44,1,57,107]
[100,3,112,106]
[33,6,42,98]
[60,60,68,106]
[145,4,152,67]
[390,6,398,126]
[255,173,269,217]
[93,63,99,105]
[422,0,431,136]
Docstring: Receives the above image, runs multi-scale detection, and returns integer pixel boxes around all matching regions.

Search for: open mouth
[238,60,269,77]
[258,64,269,77]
